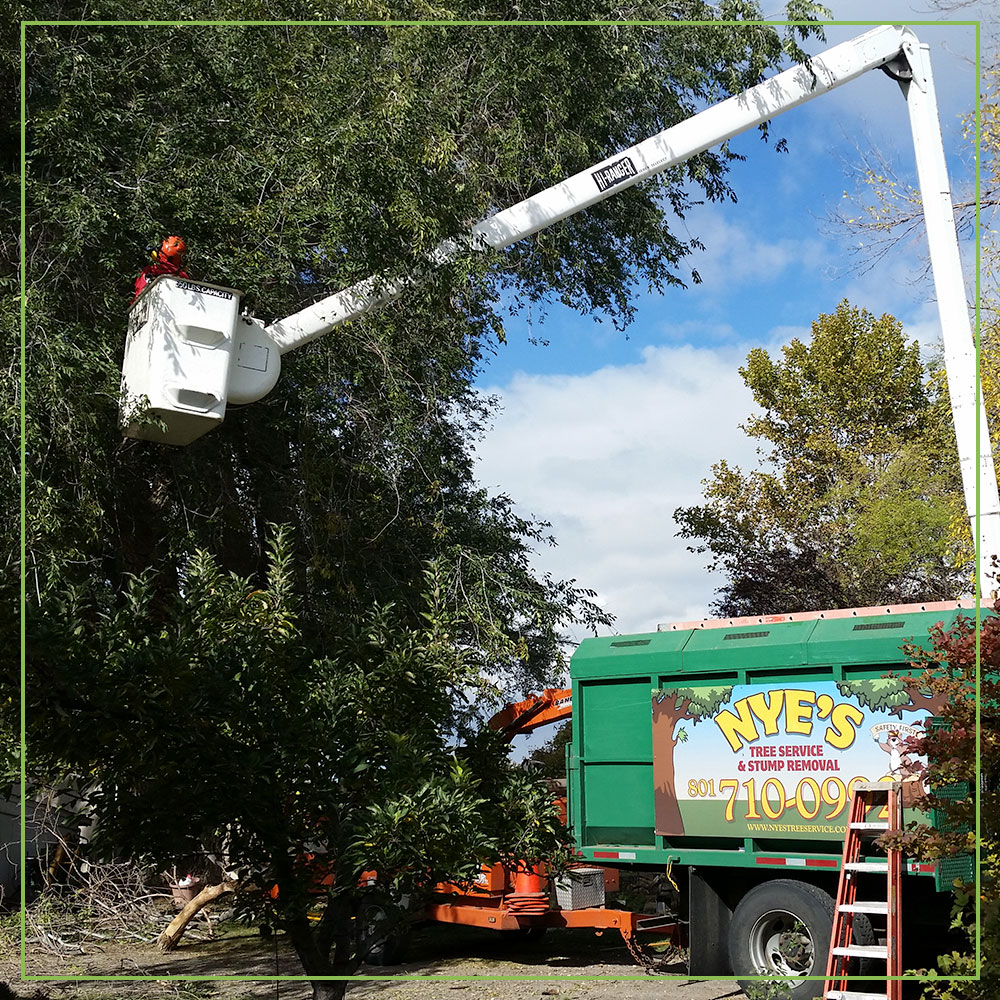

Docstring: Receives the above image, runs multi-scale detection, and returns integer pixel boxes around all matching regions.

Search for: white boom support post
[894,38,1000,596]
[122,24,998,594]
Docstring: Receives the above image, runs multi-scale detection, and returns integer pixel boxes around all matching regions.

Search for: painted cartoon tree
[837,675,950,805]
[651,686,733,836]
[837,676,949,721]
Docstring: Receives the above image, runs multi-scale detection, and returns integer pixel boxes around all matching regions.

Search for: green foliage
[675,300,968,616]
[524,720,573,780]
[30,535,570,974]
[12,8,825,704]
[742,972,793,1000]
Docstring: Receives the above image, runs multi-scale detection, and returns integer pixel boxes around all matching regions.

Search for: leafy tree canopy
[9,3,828,686]
[674,300,968,617]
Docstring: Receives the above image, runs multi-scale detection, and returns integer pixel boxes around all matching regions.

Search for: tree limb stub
[157,880,237,952]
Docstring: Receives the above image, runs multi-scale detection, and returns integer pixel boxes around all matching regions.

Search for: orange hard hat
[160,235,186,260]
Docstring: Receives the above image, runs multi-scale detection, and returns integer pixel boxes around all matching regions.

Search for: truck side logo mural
[591,156,638,192]
[651,678,945,838]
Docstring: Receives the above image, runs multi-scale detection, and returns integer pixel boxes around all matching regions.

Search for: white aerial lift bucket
[120,275,279,445]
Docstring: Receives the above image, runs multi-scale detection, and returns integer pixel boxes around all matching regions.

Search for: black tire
[851,913,877,977]
[728,880,833,1000]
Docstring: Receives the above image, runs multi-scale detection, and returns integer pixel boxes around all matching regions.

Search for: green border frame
[17,13,985,990]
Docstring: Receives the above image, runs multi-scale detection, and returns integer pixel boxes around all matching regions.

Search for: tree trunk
[283,897,357,1000]
[157,880,236,952]
[651,700,689,836]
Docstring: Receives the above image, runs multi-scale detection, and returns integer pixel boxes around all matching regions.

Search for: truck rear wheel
[727,880,834,1000]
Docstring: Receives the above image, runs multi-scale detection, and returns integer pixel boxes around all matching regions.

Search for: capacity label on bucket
[651,679,938,839]
[175,280,234,300]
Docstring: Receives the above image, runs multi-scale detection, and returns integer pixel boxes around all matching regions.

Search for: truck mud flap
[688,868,732,976]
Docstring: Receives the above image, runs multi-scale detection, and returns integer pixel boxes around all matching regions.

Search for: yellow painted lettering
[715,697,762,753]
[824,703,865,750]
[745,690,785,737]
[784,689,816,736]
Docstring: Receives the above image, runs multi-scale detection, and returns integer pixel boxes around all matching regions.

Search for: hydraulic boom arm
[120,24,999,593]
[488,688,572,742]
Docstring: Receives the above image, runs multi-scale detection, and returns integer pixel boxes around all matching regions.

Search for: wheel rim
[362,903,388,956]
[747,908,815,984]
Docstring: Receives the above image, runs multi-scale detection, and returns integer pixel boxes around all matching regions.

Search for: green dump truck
[566,600,985,997]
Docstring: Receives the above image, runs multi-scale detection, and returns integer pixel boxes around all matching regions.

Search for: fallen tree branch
[157,880,238,952]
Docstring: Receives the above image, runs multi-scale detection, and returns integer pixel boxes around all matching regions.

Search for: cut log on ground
[157,880,237,952]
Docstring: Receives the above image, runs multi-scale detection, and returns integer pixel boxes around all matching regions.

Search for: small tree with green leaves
[29,529,569,997]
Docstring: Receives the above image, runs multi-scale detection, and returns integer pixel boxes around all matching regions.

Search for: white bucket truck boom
[120,24,999,594]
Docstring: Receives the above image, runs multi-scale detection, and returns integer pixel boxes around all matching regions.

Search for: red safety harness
[132,259,189,302]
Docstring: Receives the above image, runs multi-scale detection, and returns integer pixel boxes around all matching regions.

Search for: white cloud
[475,342,766,639]
[673,210,828,292]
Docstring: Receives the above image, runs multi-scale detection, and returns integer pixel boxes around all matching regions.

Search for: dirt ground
[1,922,752,1000]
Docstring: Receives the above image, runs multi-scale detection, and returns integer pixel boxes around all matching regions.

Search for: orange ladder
[823,781,903,1000]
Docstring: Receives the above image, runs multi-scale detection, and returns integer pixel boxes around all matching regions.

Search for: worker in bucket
[132,235,189,301]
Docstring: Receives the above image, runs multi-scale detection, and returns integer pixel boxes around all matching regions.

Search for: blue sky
[472,5,986,661]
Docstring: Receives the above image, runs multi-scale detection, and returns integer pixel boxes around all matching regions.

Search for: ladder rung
[849,821,889,830]
[832,944,889,959]
[825,992,889,1000]
[844,862,888,872]
[839,901,889,914]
